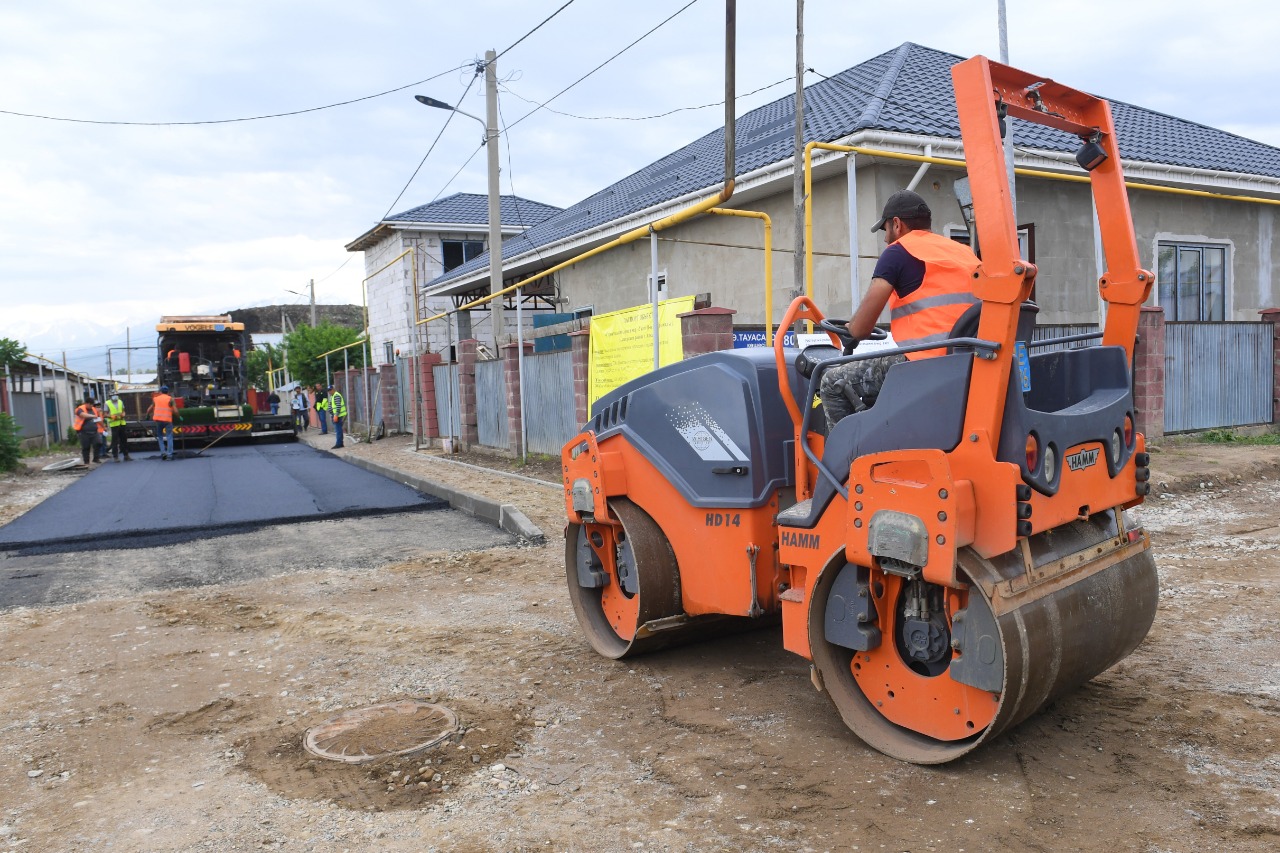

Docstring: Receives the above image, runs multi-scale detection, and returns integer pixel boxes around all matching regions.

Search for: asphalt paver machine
[561,55,1158,763]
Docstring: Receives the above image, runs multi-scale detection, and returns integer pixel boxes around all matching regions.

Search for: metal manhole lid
[303,700,458,764]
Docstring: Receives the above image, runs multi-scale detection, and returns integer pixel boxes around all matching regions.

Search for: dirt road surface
[1,437,1278,852]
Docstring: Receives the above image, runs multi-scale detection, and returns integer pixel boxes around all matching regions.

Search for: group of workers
[73,382,347,465]
[72,392,132,465]
[285,384,347,449]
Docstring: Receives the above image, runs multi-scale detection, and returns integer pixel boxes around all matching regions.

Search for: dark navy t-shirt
[871,242,926,298]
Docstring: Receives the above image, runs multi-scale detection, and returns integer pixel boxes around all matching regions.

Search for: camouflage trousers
[818,352,907,430]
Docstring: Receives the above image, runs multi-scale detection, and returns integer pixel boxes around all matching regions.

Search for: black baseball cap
[871,189,931,232]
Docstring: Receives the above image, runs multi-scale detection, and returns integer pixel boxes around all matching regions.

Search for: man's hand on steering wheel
[818,319,888,355]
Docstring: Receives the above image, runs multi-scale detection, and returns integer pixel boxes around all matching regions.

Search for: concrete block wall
[379,364,398,428]
[457,339,479,447]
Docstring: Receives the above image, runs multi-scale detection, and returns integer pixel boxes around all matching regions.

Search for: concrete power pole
[485,49,503,353]
[792,0,806,304]
[309,278,317,327]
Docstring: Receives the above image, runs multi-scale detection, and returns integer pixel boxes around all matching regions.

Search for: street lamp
[414,49,504,353]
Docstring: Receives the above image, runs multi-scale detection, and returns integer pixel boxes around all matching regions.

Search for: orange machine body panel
[565,430,782,619]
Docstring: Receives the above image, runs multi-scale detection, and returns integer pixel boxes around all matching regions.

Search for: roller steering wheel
[818,319,888,355]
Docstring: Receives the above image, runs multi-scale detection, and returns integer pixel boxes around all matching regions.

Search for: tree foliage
[284,322,365,387]
[0,413,20,472]
[245,343,279,390]
[0,337,26,370]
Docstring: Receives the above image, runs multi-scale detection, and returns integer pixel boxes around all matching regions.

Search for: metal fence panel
[433,364,461,438]
[1031,324,1101,353]
[10,392,47,439]
[336,371,382,429]
[475,359,509,450]
[523,350,576,455]
[1166,322,1273,432]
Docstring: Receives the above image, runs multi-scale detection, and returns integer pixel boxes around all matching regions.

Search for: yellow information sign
[588,295,695,406]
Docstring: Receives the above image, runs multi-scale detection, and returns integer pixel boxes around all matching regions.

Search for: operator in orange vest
[73,394,105,465]
[819,189,979,428]
[145,385,177,461]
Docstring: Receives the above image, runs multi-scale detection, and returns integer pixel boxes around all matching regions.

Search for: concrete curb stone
[328,450,546,545]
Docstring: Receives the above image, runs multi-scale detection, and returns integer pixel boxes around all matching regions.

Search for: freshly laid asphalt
[0,441,447,554]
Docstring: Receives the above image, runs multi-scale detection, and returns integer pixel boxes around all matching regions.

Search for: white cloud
[3,0,1279,377]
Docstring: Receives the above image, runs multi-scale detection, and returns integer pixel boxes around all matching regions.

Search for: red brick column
[457,339,479,448]
[679,306,736,357]
[570,328,591,429]
[503,340,534,455]
[1133,306,1166,442]
[416,352,442,439]
[1260,308,1280,426]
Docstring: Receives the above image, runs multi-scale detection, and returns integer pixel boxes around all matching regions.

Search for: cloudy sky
[3,0,1278,376]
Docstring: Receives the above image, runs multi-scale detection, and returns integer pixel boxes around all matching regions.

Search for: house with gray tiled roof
[346,192,561,360]
[426,42,1280,340]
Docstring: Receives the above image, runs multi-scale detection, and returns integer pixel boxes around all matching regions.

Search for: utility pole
[485,49,503,353]
[999,0,1017,219]
[792,0,806,304]
[126,327,131,378]
[309,278,317,327]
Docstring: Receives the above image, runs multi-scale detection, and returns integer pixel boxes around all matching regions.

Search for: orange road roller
[561,55,1158,763]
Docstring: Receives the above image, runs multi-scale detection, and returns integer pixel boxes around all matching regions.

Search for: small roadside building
[345,193,561,364]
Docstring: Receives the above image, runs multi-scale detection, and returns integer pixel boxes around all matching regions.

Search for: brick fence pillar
[416,352,442,439]
[679,306,737,357]
[1134,306,1166,443]
[379,363,398,431]
[1260,308,1280,426]
[503,340,534,456]
[457,339,479,448]
[570,328,591,429]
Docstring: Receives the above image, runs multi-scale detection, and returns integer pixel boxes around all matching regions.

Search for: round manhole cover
[304,700,458,764]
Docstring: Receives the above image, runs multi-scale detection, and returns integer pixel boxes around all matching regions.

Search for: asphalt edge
[333,452,546,545]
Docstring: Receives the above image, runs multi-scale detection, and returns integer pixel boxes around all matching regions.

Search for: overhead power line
[0,65,469,126]
[495,0,579,62]
[501,74,795,122]
[505,0,703,133]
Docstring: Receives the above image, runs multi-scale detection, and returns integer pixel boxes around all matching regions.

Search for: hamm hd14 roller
[561,55,1158,763]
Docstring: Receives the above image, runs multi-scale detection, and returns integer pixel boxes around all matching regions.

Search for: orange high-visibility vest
[152,393,174,422]
[888,230,980,360]
[74,404,105,433]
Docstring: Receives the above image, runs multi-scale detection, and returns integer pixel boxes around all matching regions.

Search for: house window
[442,239,485,272]
[1157,242,1226,321]
[383,341,395,364]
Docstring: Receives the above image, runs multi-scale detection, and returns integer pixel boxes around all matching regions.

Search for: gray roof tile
[431,42,1280,288]
[387,192,561,228]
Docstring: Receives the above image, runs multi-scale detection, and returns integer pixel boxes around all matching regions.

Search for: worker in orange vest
[73,394,105,465]
[819,190,979,428]
[145,385,177,460]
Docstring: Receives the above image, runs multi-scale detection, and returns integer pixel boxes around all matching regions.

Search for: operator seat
[781,302,1040,530]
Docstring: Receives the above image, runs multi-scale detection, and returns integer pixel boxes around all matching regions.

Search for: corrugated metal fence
[1031,324,1100,352]
[1165,322,1273,432]
[523,350,576,455]
[10,392,47,439]
[337,371,382,429]
[475,359,509,450]
[432,363,461,439]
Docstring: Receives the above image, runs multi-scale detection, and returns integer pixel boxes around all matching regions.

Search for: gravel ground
[0,434,1278,851]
